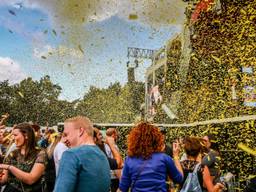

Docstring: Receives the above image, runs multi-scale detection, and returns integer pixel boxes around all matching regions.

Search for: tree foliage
[0,77,144,125]
[76,81,144,123]
[0,76,76,126]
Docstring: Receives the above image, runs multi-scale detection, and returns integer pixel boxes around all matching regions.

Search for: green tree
[77,81,145,123]
[2,76,76,126]
[0,80,14,124]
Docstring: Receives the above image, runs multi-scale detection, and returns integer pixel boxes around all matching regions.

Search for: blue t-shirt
[119,152,183,192]
[54,145,110,192]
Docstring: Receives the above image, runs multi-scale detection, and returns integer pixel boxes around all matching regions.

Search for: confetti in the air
[18,92,24,98]
[8,10,16,16]
[78,44,84,54]
[129,14,138,20]
[238,143,256,156]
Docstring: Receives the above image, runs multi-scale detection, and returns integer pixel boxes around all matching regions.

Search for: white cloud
[1,0,186,26]
[41,1,185,26]
[118,0,186,26]
[0,0,118,23]
[33,44,84,59]
[0,57,26,84]
[0,0,39,9]
[0,0,18,6]
[0,0,187,48]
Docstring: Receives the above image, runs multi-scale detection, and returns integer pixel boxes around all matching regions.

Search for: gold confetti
[78,44,84,54]
[52,29,57,36]
[129,14,138,20]
[18,92,24,98]
[238,143,256,156]
[211,55,221,64]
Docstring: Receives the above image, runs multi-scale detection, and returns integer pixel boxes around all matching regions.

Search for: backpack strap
[180,162,202,192]
[193,162,201,174]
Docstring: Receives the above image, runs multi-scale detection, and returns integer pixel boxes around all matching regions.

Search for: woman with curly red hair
[119,122,183,192]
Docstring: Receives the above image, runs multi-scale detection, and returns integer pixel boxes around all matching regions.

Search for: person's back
[54,145,110,192]
[179,136,224,192]
[180,160,204,191]
[119,152,183,192]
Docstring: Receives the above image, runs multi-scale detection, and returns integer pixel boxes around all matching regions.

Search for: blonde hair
[47,134,62,158]
[65,116,94,137]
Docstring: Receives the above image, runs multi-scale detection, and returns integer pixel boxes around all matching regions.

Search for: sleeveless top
[180,160,206,191]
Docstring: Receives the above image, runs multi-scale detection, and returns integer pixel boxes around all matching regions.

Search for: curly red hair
[127,122,164,159]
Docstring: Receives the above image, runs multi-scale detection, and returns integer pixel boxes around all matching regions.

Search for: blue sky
[0,1,185,101]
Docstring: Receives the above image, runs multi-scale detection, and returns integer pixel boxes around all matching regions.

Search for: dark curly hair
[127,122,164,159]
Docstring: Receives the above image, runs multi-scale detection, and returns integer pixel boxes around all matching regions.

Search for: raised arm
[0,113,9,126]
[203,165,223,192]
[105,136,123,168]
[172,142,183,177]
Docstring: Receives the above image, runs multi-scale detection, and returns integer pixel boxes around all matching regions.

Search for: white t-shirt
[53,142,68,175]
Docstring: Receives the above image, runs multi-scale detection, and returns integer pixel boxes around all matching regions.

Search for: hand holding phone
[105,136,115,146]
[173,142,180,157]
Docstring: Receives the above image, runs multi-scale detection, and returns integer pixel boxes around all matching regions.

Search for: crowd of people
[0,114,254,192]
